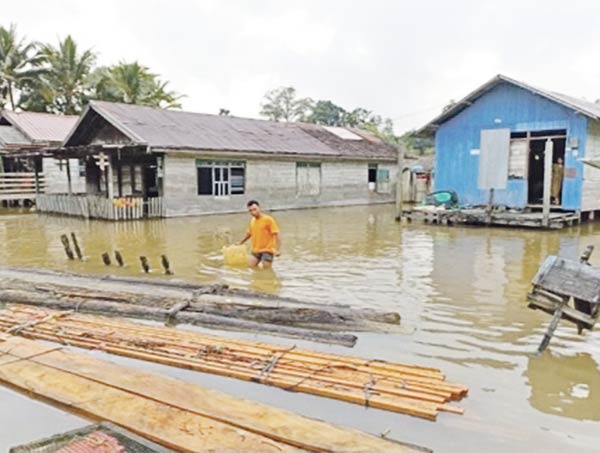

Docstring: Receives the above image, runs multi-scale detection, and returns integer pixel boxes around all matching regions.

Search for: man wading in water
[239,200,281,269]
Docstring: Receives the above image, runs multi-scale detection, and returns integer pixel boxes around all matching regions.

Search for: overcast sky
[6,1,600,133]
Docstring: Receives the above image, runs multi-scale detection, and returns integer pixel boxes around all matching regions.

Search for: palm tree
[0,24,41,110]
[38,35,96,114]
[91,61,181,109]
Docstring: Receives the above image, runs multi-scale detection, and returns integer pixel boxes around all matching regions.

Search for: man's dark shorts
[252,252,274,262]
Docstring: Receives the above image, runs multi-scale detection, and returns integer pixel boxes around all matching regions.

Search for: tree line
[0,24,181,114]
[258,86,400,145]
[0,23,432,154]
[257,86,434,154]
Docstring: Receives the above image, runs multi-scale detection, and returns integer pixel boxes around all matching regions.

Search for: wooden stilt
[60,235,74,260]
[114,250,124,267]
[140,256,150,273]
[161,254,173,275]
[70,232,83,260]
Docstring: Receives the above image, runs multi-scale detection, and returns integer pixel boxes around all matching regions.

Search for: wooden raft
[0,305,466,421]
[0,336,421,452]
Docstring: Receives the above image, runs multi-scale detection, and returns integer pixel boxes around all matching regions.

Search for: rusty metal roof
[2,110,78,144]
[64,101,396,160]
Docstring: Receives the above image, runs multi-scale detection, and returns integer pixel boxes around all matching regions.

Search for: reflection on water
[1,205,600,451]
[525,352,600,421]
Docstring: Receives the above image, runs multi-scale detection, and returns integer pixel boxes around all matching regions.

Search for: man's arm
[239,232,251,245]
[273,233,281,256]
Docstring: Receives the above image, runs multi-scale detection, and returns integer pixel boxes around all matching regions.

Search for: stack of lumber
[0,336,420,451]
[0,267,404,346]
[0,305,467,420]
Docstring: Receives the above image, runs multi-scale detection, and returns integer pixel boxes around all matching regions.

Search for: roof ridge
[419,74,600,134]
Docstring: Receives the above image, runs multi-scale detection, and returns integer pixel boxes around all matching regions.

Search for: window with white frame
[197,160,245,196]
[296,162,321,196]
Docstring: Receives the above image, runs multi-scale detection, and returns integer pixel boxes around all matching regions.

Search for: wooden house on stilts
[420,74,600,227]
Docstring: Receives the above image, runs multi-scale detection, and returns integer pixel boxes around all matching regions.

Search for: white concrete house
[38,101,399,220]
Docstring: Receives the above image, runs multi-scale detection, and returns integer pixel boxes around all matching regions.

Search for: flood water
[0,204,599,452]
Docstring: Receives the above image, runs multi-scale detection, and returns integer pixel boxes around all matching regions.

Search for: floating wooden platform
[528,246,600,351]
[404,207,580,229]
[0,267,404,346]
[0,305,466,421]
[0,335,422,452]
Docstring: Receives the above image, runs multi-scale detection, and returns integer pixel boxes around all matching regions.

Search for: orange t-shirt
[248,215,280,254]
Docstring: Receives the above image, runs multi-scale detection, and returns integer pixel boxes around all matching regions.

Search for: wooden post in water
[542,139,554,228]
[114,250,124,267]
[60,235,74,260]
[70,232,83,260]
[485,188,495,224]
[140,256,150,273]
[161,254,173,275]
[394,144,405,221]
[101,252,111,266]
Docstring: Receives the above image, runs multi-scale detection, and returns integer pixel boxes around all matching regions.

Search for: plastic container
[222,244,248,266]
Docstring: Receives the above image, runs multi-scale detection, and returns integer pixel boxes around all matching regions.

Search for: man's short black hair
[247,200,260,207]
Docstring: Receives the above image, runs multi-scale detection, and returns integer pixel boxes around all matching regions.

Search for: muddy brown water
[0,204,599,452]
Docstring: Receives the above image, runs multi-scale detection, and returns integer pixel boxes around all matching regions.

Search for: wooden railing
[36,194,164,220]
[0,172,45,200]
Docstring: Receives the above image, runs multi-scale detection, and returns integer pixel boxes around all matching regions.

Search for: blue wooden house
[421,75,600,215]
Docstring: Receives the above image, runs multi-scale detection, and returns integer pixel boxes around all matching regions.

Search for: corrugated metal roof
[419,74,600,134]
[65,101,396,160]
[2,111,78,144]
[297,122,398,160]
[0,125,30,147]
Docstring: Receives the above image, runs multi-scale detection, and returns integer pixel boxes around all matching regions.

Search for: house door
[527,134,566,206]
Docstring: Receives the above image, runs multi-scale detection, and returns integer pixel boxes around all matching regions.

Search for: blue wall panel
[434,82,587,210]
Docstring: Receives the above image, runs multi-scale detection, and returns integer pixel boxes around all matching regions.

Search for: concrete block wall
[162,155,396,217]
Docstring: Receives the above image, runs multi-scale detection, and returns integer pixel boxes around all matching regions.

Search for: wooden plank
[527,294,596,328]
[0,340,291,451]
[0,305,466,419]
[0,337,416,452]
[532,256,600,303]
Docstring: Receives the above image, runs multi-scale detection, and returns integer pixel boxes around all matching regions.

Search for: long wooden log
[0,289,357,346]
[0,336,422,452]
[0,267,401,327]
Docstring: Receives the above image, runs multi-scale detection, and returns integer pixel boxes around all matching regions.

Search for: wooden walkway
[0,335,420,452]
[404,207,580,229]
[0,305,466,421]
